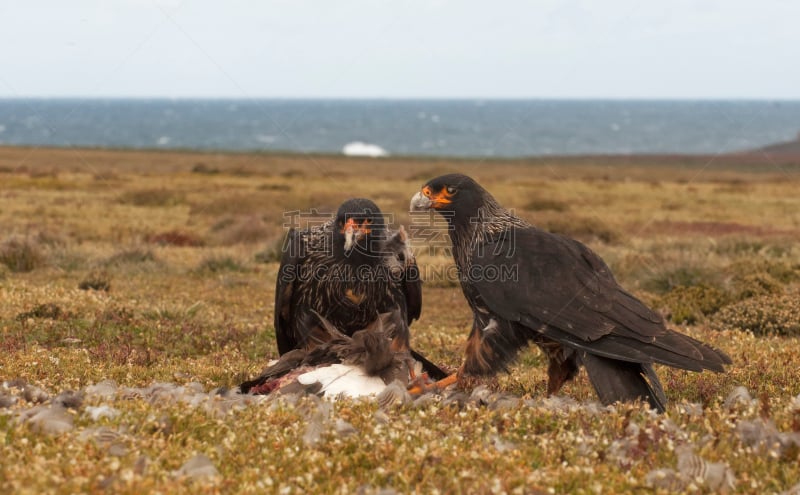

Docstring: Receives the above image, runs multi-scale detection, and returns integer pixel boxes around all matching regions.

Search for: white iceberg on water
[342,141,388,157]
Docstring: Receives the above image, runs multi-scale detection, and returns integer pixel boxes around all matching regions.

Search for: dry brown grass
[1,145,800,493]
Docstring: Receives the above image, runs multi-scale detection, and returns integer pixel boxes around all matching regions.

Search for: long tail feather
[409,349,448,380]
[240,349,306,393]
[580,352,666,412]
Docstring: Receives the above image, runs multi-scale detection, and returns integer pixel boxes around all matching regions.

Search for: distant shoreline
[0,141,797,160]
[1,144,798,182]
[1,140,798,161]
[754,133,800,154]
[4,96,800,102]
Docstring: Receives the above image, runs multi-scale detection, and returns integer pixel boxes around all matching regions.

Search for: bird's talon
[407,373,459,396]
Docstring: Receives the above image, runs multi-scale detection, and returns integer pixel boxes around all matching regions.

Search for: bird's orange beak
[410,186,453,211]
[342,218,372,250]
[426,186,453,207]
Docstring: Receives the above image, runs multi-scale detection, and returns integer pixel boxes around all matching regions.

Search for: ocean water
[0,99,798,157]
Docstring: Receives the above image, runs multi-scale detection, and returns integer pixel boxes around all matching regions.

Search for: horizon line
[1,95,800,102]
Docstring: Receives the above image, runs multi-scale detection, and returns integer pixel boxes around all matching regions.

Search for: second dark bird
[410,174,731,411]
[271,198,446,380]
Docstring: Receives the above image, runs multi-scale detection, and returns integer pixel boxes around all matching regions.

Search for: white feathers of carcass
[297,363,388,399]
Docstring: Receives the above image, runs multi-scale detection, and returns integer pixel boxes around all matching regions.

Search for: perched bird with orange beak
[270,198,446,381]
[410,174,731,411]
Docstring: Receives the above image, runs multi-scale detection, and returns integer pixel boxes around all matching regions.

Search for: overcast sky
[1,0,798,99]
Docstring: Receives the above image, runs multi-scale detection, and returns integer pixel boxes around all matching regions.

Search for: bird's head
[410,173,490,221]
[334,198,387,257]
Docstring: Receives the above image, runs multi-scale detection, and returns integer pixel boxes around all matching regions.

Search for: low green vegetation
[1,146,799,493]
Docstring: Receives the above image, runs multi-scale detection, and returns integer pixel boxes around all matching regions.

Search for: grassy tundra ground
[1,146,800,494]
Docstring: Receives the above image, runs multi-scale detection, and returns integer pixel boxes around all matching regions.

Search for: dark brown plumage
[410,174,731,411]
[272,198,445,380]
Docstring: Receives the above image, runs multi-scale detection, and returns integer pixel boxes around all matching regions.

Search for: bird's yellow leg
[407,368,461,395]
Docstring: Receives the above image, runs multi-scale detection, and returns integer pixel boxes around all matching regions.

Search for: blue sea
[0,99,799,157]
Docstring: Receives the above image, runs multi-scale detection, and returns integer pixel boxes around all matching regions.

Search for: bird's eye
[445,186,457,195]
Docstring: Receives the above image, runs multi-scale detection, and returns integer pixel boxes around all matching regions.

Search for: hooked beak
[342,218,370,251]
[344,223,355,251]
[410,191,433,212]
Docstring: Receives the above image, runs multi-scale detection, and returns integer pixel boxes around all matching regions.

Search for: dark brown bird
[272,198,445,380]
[410,174,731,411]
[240,310,419,396]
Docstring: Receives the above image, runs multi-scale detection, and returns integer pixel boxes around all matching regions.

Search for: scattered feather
[79,426,124,447]
[724,386,756,412]
[581,401,609,416]
[133,455,150,476]
[84,380,118,400]
[736,418,800,457]
[607,437,637,468]
[334,419,358,437]
[85,405,120,421]
[373,409,390,425]
[52,390,84,409]
[145,382,181,404]
[96,476,117,490]
[676,446,735,494]
[21,384,50,404]
[788,394,800,413]
[575,436,597,458]
[491,434,517,453]
[736,418,778,448]
[659,418,679,434]
[297,395,332,421]
[211,386,231,396]
[185,382,205,394]
[530,395,579,412]
[147,414,173,435]
[411,392,439,409]
[173,454,220,481]
[303,415,326,447]
[487,393,521,411]
[300,396,332,447]
[200,392,253,418]
[783,482,800,495]
[107,443,128,457]
[356,486,399,495]
[4,378,27,388]
[0,394,17,409]
[675,401,704,417]
[441,391,469,409]
[22,405,73,435]
[377,381,411,409]
[469,385,493,405]
[77,428,127,458]
[645,468,684,491]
